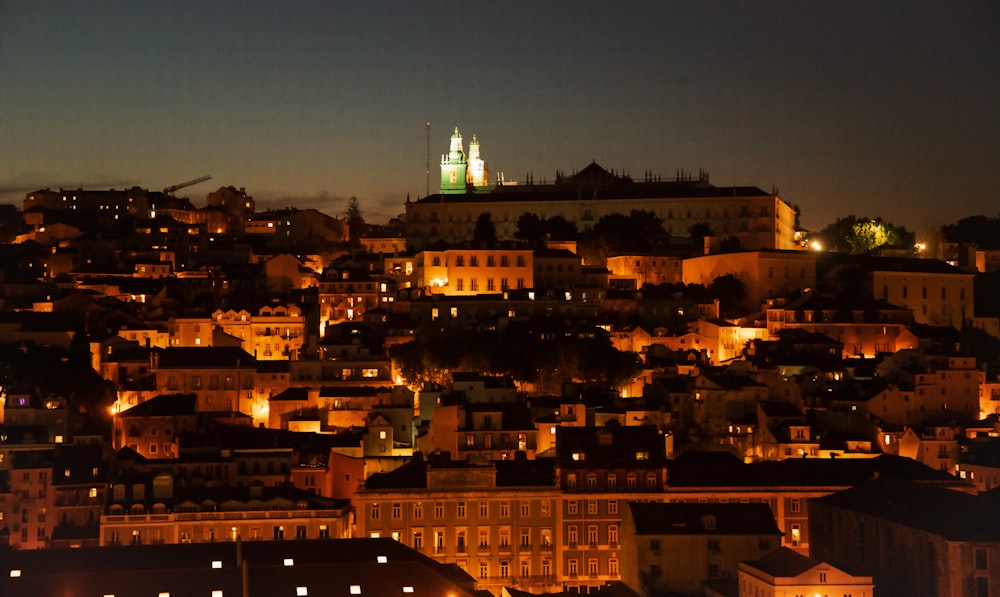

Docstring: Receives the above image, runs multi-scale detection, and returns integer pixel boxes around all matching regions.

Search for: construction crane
[163,175,212,196]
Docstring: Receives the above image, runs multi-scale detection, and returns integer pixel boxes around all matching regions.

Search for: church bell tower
[440,127,468,194]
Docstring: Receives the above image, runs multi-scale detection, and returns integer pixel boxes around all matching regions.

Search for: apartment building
[354,457,562,595]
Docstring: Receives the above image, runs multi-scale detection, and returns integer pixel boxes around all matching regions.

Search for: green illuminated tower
[440,127,468,194]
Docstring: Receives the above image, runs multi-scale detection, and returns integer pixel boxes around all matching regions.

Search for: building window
[435,502,444,519]
[479,503,489,518]
[392,503,401,520]
[479,561,488,580]
[412,531,422,551]
[790,498,801,513]
[520,559,530,577]
[587,525,598,545]
[977,548,988,570]
[609,558,619,576]
[457,502,466,518]
[541,501,551,517]
[650,539,661,552]
[607,474,617,489]
[568,559,579,577]
[568,526,578,546]
[370,504,380,520]
[609,525,619,546]
[520,528,530,547]
[499,560,509,578]
[520,502,530,517]
[413,503,423,519]
[588,500,598,515]
[568,501,578,515]
[588,558,599,576]
[608,500,618,515]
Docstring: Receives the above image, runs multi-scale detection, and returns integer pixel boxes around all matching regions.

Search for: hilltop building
[407,129,799,251]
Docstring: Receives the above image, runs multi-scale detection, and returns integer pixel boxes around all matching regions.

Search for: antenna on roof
[425,121,431,197]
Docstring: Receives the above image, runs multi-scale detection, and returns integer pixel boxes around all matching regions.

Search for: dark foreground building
[810,477,1000,597]
[0,537,485,597]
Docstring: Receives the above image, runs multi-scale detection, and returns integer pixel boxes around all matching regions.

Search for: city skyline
[2,1,997,230]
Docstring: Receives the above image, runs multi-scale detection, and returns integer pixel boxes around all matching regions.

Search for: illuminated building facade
[620,502,782,596]
[415,248,535,295]
[101,473,350,546]
[737,547,874,597]
[355,459,562,595]
[556,426,670,593]
[408,140,798,251]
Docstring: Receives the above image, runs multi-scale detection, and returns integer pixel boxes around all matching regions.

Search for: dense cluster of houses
[3,146,1000,596]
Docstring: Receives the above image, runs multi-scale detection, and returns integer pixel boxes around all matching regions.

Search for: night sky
[1,1,997,231]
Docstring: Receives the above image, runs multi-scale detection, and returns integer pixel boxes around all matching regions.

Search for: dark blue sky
[1,1,997,231]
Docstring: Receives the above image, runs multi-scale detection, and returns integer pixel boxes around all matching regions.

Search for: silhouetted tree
[473,212,497,245]
[514,213,545,242]
[345,196,366,243]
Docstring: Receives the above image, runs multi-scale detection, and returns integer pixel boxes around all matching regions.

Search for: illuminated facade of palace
[407,129,799,252]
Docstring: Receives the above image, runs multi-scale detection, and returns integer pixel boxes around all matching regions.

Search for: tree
[580,210,668,262]
[814,215,915,254]
[345,196,366,242]
[473,212,497,245]
[942,215,1000,249]
[514,213,545,243]
[708,274,747,315]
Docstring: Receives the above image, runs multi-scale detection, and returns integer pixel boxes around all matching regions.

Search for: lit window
[284,558,294,567]
[211,561,222,569]
[350,586,362,595]
[10,569,22,577]
[212,592,223,597]
[296,588,308,596]
[377,555,388,563]
[402,588,414,594]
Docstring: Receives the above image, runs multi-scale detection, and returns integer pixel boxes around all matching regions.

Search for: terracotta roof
[743,546,821,577]
[813,477,1000,541]
[628,501,781,535]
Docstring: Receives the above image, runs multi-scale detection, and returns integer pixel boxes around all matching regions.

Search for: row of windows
[111,524,331,545]
[454,278,524,292]
[371,527,554,552]
[565,500,620,516]
[891,285,966,301]
[371,500,553,521]
[474,557,557,579]
[566,557,619,578]
[566,472,658,491]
